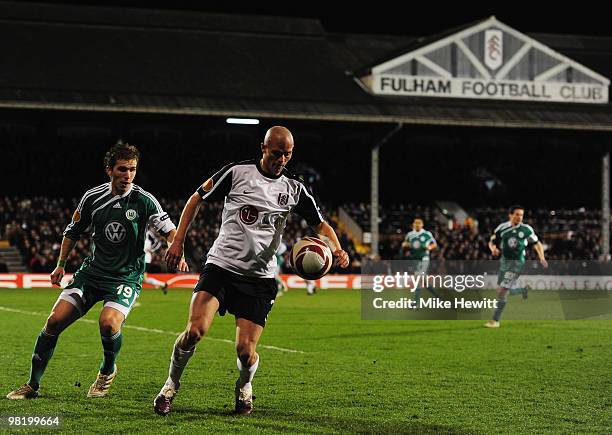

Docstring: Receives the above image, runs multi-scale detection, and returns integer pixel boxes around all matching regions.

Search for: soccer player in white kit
[154,126,349,416]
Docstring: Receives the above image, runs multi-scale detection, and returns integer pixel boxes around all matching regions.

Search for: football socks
[100,330,122,375]
[28,329,58,390]
[236,354,259,390]
[167,342,195,389]
[492,296,508,322]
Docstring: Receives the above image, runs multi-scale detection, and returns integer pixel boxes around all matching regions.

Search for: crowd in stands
[343,203,603,262]
[0,196,606,274]
[0,196,361,274]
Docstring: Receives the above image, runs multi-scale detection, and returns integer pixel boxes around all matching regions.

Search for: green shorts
[408,258,430,275]
[58,272,142,318]
[497,260,525,289]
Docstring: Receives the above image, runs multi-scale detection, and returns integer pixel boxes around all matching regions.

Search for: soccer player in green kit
[485,206,548,328]
[6,142,188,400]
[402,218,439,303]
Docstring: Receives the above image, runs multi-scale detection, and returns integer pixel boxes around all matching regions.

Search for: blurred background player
[306,280,317,295]
[143,228,169,294]
[275,241,288,296]
[402,218,439,303]
[486,205,548,328]
[6,142,187,400]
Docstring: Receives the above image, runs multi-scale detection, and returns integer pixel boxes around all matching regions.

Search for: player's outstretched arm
[533,241,548,268]
[162,228,189,272]
[50,237,77,286]
[165,192,202,270]
[314,221,349,268]
[488,236,500,257]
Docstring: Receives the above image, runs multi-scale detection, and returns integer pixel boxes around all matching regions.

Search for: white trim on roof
[365,16,609,104]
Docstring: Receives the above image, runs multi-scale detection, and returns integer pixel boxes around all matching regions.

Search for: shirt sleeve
[196,163,234,202]
[490,223,504,246]
[292,183,324,227]
[527,228,539,243]
[427,232,437,246]
[63,191,94,241]
[490,231,500,246]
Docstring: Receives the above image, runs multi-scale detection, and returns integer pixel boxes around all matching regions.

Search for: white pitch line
[0,306,304,354]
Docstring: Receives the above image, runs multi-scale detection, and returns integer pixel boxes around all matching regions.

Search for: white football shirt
[197,160,323,278]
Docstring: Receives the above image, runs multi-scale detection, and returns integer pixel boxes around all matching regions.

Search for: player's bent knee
[99,315,122,336]
[236,342,257,364]
[186,323,207,345]
[44,315,64,335]
[99,322,116,337]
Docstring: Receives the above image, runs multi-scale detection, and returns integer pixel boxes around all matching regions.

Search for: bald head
[260,126,294,176]
[264,126,294,148]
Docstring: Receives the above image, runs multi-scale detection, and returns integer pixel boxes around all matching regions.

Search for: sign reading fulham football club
[359,17,609,104]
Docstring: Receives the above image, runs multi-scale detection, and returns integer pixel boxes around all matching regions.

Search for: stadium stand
[0,196,605,273]
[343,203,604,261]
[0,3,609,274]
[0,196,362,274]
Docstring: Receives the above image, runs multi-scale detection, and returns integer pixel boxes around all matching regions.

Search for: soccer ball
[289,236,333,280]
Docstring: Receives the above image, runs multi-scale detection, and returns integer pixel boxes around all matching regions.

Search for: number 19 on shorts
[116,284,134,299]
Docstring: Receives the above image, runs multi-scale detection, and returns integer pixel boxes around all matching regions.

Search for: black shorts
[194,263,277,327]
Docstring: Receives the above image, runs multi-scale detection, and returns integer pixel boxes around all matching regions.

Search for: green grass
[1,288,610,434]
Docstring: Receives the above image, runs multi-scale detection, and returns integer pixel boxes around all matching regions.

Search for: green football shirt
[404,229,436,260]
[64,183,175,283]
[491,221,538,262]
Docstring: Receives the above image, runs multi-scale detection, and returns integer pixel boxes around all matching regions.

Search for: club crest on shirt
[277,193,289,206]
[126,209,138,221]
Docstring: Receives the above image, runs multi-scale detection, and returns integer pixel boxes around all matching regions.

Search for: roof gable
[360,16,609,104]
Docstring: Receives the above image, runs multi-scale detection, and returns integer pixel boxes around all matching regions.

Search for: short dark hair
[104,141,140,169]
[508,205,524,214]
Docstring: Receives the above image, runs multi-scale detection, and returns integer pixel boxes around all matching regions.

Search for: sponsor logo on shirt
[239,205,259,225]
[104,221,127,243]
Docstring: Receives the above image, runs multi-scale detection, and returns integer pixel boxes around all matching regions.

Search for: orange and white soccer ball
[289,236,333,280]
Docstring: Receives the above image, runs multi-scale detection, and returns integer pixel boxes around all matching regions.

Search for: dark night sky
[21,0,612,37]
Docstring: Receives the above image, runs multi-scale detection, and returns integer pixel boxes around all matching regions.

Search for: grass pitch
[1,288,610,434]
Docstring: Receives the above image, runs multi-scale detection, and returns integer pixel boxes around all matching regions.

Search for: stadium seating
[0,196,606,273]
[0,196,361,273]
[343,203,604,261]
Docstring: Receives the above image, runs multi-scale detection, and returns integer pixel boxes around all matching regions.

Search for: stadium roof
[1,2,612,130]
